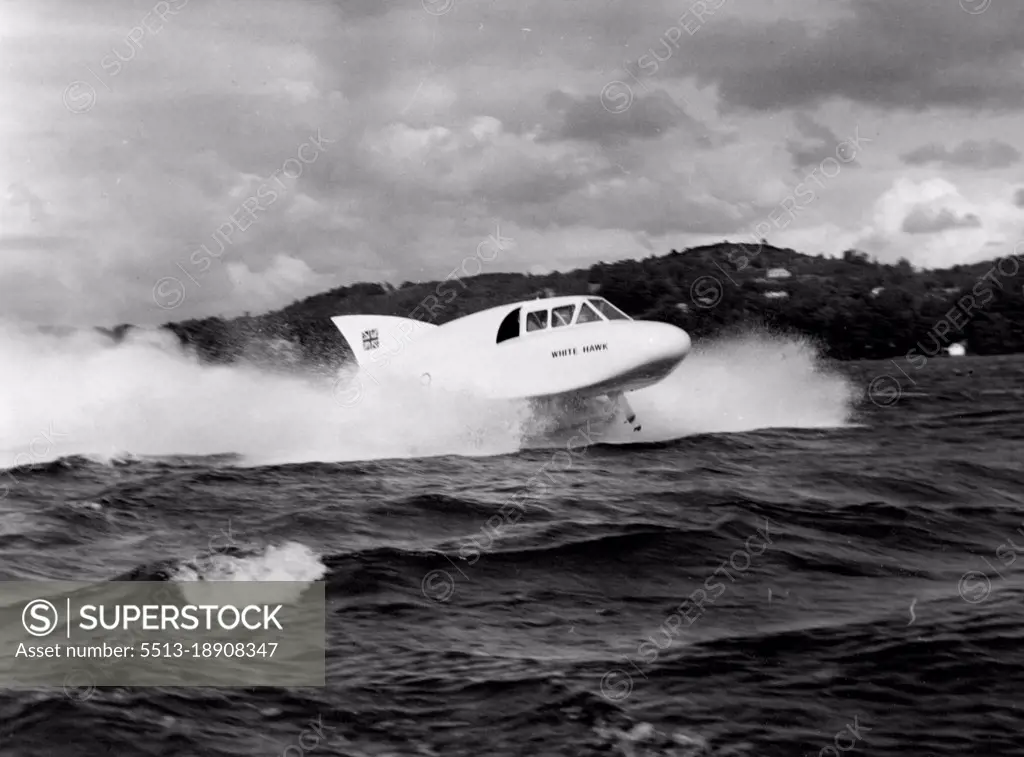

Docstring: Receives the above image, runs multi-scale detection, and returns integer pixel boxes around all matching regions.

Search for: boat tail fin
[330,314,438,369]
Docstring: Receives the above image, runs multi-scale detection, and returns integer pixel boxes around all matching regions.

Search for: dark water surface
[2,354,1023,756]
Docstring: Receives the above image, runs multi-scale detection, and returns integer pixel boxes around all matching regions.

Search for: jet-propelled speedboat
[330,294,691,431]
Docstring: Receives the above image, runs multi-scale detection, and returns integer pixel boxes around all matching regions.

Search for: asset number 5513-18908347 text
[139,641,278,658]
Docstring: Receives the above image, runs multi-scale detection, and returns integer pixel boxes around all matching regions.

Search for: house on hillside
[764,291,789,299]
[871,286,885,297]
[926,286,962,301]
[766,268,792,280]
[947,342,966,357]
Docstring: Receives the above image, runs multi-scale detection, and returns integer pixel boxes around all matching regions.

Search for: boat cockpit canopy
[496,298,630,344]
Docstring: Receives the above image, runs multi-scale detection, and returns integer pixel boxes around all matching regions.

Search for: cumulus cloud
[678,1,1024,112]
[785,113,865,171]
[901,206,981,235]
[360,115,612,205]
[853,177,1021,267]
[3,0,1024,326]
[901,140,1021,170]
[225,255,335,312]
[545,89,696,145]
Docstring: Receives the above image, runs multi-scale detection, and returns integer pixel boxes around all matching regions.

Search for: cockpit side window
[589,298,631,320]
[575,301,603,324]
[525,309,549,332]
[496,307,521,343]
[551,305,575,328]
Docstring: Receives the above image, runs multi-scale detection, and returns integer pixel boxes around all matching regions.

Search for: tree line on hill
[113,242,1023,372]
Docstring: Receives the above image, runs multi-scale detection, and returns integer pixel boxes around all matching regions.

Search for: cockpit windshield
[525,309,549,332]
[551,304,575,327]
[588,298,631,320]
[497,298,629,343]
[575,301,602,324]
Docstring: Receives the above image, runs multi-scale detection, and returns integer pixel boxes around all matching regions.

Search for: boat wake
[0,322,857,468]
[521,327,858,449]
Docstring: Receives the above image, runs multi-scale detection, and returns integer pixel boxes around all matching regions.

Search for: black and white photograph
[2,0,1024,754]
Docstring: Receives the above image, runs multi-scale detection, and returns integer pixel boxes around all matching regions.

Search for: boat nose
[643,321,691,365]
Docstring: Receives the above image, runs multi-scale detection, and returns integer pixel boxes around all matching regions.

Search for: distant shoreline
[70,241,1024,369]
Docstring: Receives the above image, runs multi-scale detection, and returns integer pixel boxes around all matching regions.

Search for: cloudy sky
[2,0,1023,325]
